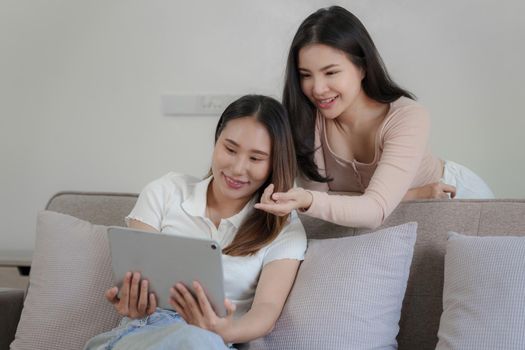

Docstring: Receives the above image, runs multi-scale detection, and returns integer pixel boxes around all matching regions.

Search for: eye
[326,70,339,76]
[299,72,311,80]
[225,146,236,154]
[250,156,263,162]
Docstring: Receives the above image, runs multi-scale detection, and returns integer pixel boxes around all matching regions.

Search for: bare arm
[170,258,301,343]
[225,259,300,342]
[127,218,159,232]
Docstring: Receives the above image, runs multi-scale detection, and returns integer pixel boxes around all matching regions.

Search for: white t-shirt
[126,172,307,318]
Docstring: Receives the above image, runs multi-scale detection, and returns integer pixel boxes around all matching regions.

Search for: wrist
[300,189,313,211]
[219,319,238,344]
[405,187,421,201]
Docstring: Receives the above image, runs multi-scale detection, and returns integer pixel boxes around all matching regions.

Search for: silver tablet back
[107,226,226,317]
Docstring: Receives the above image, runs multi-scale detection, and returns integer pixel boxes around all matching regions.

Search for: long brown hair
[283,6,414,182]
[209,95,296,256]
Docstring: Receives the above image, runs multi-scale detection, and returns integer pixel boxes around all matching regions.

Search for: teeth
[320,97,336,104]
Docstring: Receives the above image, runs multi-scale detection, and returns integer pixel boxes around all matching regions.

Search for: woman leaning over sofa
[255,6,494,229]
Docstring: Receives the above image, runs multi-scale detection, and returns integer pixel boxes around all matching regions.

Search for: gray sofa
[2,192,525,349]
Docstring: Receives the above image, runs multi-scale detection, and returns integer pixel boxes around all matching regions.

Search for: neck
[337,91,388,130]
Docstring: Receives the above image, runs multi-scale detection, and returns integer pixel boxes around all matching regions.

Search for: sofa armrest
[0,288,24,350]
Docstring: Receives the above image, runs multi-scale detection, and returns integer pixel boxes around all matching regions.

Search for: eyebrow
[225,139,270,156]
[299,64,340,72]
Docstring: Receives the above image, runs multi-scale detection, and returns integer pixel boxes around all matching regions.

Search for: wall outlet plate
[162,94,241,116]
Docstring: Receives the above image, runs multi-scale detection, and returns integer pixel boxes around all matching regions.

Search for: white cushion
[436,232,525,350]
[11,211,120,350]
[248,222,417,350]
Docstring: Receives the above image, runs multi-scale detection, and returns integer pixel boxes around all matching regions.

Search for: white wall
[1,0,524,250]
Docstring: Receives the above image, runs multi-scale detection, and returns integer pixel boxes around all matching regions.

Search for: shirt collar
[181,176,256,229]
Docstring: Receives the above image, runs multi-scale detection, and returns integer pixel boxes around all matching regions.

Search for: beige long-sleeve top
[299,97,443,228]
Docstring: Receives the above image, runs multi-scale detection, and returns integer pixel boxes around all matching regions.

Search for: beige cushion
[11,211,120,350]
[436,232,525,350]
[248,222,417,350]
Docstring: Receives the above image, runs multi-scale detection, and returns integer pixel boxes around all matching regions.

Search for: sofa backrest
[46,191,138,227]
[46,192,525,350]
[300,198,525,349]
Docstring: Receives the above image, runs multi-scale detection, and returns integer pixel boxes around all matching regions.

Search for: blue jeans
[84,309,236,350]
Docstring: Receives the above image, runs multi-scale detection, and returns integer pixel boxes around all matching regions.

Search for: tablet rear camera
[211,244,217,250]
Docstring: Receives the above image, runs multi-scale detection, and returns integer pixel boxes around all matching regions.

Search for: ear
[359,66,366,80]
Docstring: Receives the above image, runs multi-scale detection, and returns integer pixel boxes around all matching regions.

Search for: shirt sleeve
[262,211,307,266]
[125,174,176,230]
[303,104,431,228]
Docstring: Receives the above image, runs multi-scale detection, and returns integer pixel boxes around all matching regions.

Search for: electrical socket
[162,94,241,116]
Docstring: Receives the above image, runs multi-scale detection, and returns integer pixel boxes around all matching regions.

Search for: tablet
[107,226,226,317]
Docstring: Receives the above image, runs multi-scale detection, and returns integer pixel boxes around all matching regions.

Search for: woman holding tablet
[254,6,494,229]
[85,95,306,349]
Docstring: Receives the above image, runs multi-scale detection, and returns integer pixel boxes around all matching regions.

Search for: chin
[222,187,252,201]
[320,111,338,120]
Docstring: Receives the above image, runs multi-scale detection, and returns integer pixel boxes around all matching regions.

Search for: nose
[312,76,329,96]
[231,155,248,175]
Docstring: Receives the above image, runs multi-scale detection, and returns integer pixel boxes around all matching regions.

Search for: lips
[223,174,248,190]
[316,96,338,109]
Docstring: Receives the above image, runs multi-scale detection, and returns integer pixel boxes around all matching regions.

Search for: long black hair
[283,6,414,182]
[210,95,297,256]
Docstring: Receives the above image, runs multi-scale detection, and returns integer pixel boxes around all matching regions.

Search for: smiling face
[298,43,365,120]
[210,116,272,207]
